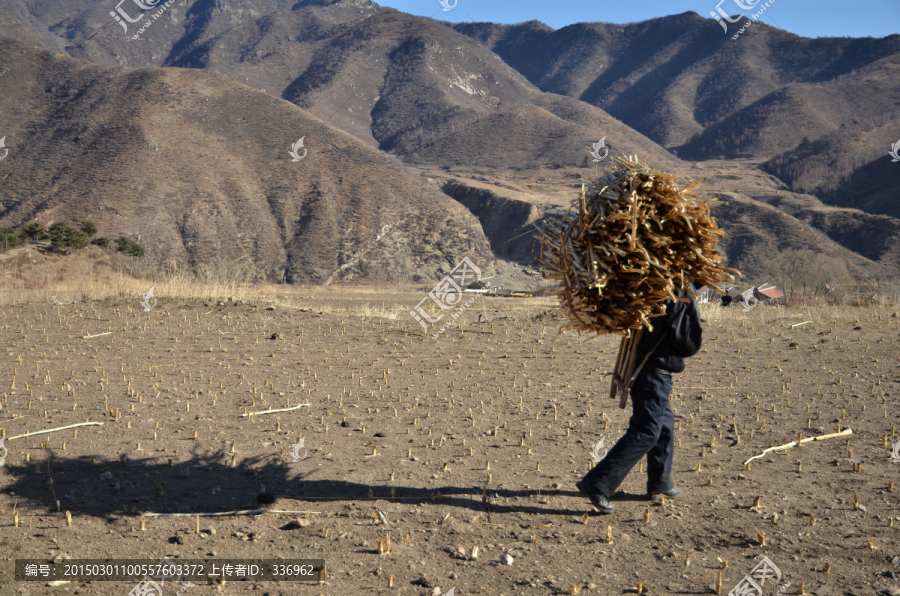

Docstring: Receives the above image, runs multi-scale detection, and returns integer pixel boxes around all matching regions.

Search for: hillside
[426,157,900,284]
[763,116,900,219]
[0,6,65,52]
[1,0,681,168]
[454,16,900,157]
[33,0,369,68]
[0,40,493,284]
[10,2,900,164]
[3,2,900,282]
[675,54,900,160]
[166,7,681,170]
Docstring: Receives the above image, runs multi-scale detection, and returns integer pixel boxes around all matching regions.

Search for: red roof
[758,287,784,299]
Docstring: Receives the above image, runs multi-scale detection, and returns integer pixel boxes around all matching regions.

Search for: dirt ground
[1,293,899,596]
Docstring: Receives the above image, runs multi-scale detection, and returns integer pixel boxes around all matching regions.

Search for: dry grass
[0,248,262,306]
[699,302,899,328]
[353,303,404,321]
[2,248,894,331]
[0,272,262,306]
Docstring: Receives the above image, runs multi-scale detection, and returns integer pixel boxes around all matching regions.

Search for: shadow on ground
[1,451,620,519]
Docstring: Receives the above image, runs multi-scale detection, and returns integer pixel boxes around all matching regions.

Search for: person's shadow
[2,448,613,521]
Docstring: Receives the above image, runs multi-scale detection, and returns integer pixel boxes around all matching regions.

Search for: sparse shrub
[81,221,98,238]
[23,222,45,243]
[0,227,24,251]
[126,242,145,258]
[68,230,88,250]
[115,236,145,258]
[49,222,73,252]
[48,222,90,254]
[91,237,110,249]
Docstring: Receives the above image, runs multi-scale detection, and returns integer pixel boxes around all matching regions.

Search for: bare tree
[769,249,852,305]
[395,245,411,292]
[768,248,815,305]
[810,255,851,304]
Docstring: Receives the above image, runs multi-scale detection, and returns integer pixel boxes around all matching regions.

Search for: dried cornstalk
[742,428,853,466]
[611,330,643,408]
[537,156,736,337]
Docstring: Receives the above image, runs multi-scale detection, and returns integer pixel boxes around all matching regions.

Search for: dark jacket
[635,283,703,373]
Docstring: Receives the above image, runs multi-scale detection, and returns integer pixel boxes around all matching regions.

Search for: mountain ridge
[0,40,494,284]
[3,2,899,283]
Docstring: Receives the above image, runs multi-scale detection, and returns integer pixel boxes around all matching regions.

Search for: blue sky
[376,0,900,39]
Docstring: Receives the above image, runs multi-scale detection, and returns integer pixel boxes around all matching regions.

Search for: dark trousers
[582,367,675,497]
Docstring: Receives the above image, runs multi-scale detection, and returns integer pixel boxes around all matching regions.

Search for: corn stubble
[537,156,736,335]
[4,268,900,596]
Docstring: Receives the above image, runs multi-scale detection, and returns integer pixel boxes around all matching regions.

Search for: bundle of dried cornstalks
[610,330,642,408]
[537,156,736,337]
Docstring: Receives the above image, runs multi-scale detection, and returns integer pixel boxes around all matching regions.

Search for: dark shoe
[650,487,681,503]
[576,481,614,513]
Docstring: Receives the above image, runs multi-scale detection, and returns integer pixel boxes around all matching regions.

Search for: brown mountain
[4,2,900,282]
[453,16,900,156]
[268,9,678,169]
[433,158,900,284]
[0,40,493,284]
[763,116,900,220]
[12,2,900,163]
[6,0,679,168]
[158,6,680,170]
[675,54,900,160]
[0,6,66,52]
[1,0,377,70]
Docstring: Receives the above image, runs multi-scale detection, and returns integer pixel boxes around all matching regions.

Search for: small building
[464,280,491,293]
[755,286,785,304]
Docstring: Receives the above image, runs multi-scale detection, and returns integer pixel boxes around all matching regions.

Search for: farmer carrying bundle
[537,155,736,514]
